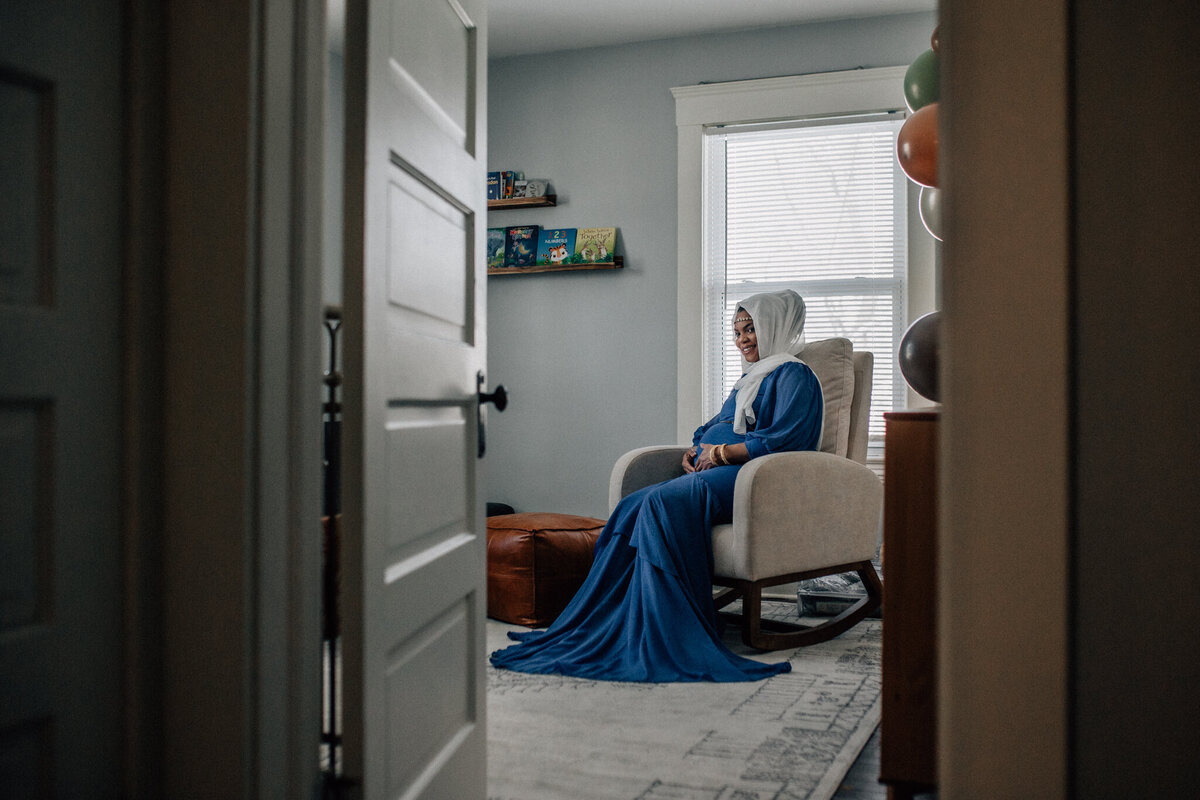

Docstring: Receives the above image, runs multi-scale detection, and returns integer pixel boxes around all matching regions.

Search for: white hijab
[731,289,807,434]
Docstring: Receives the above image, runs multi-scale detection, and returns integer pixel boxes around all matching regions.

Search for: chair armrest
[608,445,688,513]
[717,451,883,580]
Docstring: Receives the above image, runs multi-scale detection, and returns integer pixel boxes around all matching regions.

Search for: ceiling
[488,0,937,59]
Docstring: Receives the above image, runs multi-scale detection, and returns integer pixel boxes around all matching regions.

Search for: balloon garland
[898,26,942,241]
[897,28,943,402]
[919,185,942,241]
[898,310,940,402]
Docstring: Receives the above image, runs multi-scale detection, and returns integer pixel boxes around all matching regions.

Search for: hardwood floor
[833,728,938,799]
[833,728,886,799]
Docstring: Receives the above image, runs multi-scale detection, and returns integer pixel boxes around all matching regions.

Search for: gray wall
[485,12,938,517]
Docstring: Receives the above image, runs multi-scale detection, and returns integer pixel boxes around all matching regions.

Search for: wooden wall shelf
[487,195,557,210]
[488,257,623,276]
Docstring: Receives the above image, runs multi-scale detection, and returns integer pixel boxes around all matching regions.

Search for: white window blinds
[702,115,908,467]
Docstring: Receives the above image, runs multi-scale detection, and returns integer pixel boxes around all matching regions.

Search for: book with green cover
[486,227,506,268]
[574,227,616,264]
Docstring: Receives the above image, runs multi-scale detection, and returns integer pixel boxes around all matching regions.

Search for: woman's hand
[693,447,718,471]
[690,443,749,471]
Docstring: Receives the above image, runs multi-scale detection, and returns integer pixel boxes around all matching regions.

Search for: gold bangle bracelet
[716,444,727,466]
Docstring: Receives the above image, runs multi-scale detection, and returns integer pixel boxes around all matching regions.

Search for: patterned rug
[487,604,881,800]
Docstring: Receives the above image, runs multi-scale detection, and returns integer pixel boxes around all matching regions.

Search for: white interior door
[340,0,489,797]
[0,1,124,795]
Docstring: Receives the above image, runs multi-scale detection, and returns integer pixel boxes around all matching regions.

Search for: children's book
[486,227,506,268]
[486,172,501,200]
[504,225,539,267]
[574,227,617,264]
[534,228,577,266]
[500,171,519,199]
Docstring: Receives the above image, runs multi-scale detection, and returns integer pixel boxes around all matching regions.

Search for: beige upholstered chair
[608,338,883,650]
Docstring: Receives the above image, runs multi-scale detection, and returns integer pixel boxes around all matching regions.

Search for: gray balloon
[919,185,943,241]
[898,311,940,402]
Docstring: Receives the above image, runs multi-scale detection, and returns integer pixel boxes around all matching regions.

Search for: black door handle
[477,372,507,457]
[478,384,507,412]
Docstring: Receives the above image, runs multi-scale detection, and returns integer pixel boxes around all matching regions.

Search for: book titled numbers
[535,228,577,266]
[574,227,617,264]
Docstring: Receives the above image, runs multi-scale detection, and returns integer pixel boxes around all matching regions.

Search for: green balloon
[904,49,941,112]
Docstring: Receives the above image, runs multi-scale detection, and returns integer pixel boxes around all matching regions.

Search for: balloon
[919,186,943,241]
[898,311,941,402]
[904,48,941,112]
[931,25,940,53]
[897,103,938,187]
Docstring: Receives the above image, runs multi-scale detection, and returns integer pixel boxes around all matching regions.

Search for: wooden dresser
[879,410,939,799]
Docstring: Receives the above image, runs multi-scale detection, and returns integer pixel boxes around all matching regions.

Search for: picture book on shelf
[486,172,501,200]
[504,225,539,267]
[500,170,521,199]
[534,228,577,266]
[574,227,617,264]
[486,227,506,268]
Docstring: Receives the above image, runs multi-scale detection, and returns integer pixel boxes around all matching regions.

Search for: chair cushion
[795,338,856,458]
[486,512,604,627]
[712,451,884,581]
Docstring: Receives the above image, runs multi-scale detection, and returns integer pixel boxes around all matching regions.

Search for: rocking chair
[608,338,883,650]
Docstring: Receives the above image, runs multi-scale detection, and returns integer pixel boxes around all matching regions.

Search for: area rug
[486,604,881,800]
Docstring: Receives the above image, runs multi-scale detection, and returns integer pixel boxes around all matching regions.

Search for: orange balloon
[897,102,938,187]
[931,25,940,53]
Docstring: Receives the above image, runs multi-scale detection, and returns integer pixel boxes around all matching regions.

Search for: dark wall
[1072,1,1200,795]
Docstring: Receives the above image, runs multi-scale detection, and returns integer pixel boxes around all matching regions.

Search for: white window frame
[671,68,938,444]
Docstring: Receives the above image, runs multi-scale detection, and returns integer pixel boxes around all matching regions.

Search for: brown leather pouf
[486,512,605,627]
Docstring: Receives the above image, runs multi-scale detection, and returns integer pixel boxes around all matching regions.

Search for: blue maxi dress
[489,361,824,682]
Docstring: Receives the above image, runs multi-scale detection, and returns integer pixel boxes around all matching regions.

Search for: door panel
[385,166,471,340]
[383,599,473,792]
[0,402,51,631]
[0,74,52,306]
[384,405,469,549]
[341,0,488,796]
[387,0,472,141]
[0,1,124,796]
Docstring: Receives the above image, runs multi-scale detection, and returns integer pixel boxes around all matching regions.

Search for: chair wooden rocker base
[713,559,883,651]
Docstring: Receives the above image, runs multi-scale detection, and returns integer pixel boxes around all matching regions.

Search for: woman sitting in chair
[490,289,823,682]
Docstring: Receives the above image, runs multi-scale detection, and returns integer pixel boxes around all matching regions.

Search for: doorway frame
[134,0,327,796]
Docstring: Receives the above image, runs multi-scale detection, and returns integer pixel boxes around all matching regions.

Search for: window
[702,115,908,467]
[672,68,936,470]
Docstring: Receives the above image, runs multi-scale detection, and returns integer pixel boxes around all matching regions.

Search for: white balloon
[919,185,943,241]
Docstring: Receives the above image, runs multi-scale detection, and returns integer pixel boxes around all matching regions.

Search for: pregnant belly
[697,421,742,462]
